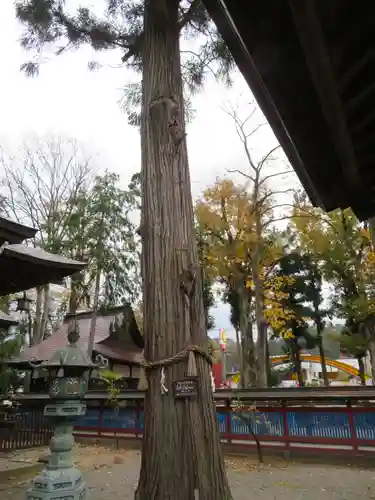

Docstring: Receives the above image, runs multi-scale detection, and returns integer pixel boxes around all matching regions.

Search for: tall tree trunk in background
[368,342,375,386]
[253,187,267,388]
[318,334,329,386]
[69,279,78,314]
[265,336,272,387]
[40,285,50,340]
[31,286,43,346]
[239,289,256,387]
[252,260,267,387]
[87,269,101,357]
[136,1,232,498]
[357,355,366,386]
[235,327,244,388]
[294,347,304,387]
[361,317,375,386]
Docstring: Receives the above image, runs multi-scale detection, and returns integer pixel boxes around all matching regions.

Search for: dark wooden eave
[0,244,85,295]
[0,217,37,245]
[0,311,18,328]
[203,0,375,220]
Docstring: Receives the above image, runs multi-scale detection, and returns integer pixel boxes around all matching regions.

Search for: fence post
[346,401,358,452]
[225,399,231,445]
[98,403,103,438]
[281,402,290,453]
[135,401,140,438]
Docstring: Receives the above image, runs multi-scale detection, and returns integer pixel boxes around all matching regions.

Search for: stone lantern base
[26,467,87,500]
[26,400,88,500]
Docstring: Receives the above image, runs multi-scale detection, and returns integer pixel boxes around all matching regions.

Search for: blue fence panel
[353,412,375,441]
[75,408,100,428]
[101,408,137,430]
[217,413,227,433]
[136,412,226,432]
[230,411,283,437]
[287,411,351,439]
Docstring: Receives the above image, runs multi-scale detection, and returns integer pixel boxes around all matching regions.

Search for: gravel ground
[3,447,375,499]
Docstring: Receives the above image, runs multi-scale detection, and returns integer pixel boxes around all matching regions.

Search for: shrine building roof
[203,0,375,219]
[8,304,143,368]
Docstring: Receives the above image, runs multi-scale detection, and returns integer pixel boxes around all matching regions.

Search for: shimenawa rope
[137,345,213,391]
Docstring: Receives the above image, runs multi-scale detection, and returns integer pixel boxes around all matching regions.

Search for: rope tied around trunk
[137,345,213,391]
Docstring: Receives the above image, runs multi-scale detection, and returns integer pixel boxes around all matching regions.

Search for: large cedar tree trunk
[136,1,232,499]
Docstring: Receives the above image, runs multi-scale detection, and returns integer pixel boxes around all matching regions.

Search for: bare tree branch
[257,145,281,172]
[227,169,255,184]
[0,136,94,250]
[259,169,295,187]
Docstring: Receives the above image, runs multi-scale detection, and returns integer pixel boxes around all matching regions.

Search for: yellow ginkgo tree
[196,178,295,387]
[291,198,375,384]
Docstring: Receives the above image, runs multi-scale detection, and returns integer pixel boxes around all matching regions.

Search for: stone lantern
[26,321,95,500]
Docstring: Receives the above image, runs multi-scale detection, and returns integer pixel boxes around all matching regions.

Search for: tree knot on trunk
[150,96,185,146]
[168,116,185,145]
[180,267,196,306]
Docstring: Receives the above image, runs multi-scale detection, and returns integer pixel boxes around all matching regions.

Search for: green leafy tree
[274,253,320,386]
[15,0,234,125]
[291,199,375,384]
[16,1,234,496]
[100,369,124,449]
[196,227,215,331]
[61,171,141,312]
[59,171,141,354]
[340,330,368,385]
[300,257,330,386]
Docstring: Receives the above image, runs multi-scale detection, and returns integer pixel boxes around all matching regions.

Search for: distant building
[8,305,144,391]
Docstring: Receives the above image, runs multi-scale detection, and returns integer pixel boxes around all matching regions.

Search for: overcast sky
[0,1,301,338]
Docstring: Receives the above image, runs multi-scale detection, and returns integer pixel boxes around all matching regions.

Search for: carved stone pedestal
[26,401,87,500]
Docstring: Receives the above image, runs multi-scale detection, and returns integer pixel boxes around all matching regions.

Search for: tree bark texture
[369,341,375,386]
[265,337,271,387]
[252,196,267,388]
[136,1,232,499]
[234,327,244,388]
[318,335,329,386]
[253,264,267,388]
[87,269,101,357]
[31,286,43,346]
[40,284,50,341]
[238,289,256,387]
[294,347,304,387]
[357,356,366,386]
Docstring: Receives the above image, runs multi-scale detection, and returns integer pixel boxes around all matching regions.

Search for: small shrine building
[8,305,144,391]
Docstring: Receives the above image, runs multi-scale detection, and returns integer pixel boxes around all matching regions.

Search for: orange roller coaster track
[271,354,369,378]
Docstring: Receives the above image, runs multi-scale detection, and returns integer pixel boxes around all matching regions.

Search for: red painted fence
[72,402,375,455]
[3,398,375,455]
